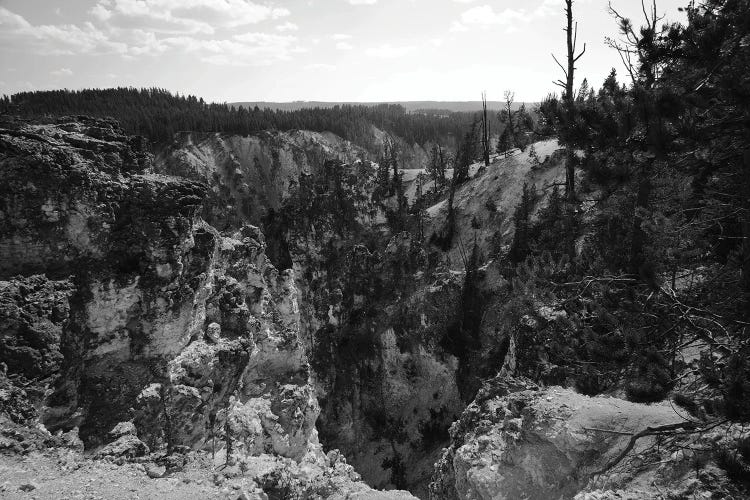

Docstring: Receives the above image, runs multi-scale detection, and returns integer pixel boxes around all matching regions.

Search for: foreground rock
[0,446,416,499]
[431,376,748,499]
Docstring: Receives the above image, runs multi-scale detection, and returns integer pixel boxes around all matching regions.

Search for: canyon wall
[0,116,417,498]
[155,129,566,497]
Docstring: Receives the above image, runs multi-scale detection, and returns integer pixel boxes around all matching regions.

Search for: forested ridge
[0,87,497,151]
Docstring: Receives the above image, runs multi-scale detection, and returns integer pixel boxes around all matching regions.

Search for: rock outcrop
[0,117,318,455]
[0,116,417,498]
[430,376,747,499]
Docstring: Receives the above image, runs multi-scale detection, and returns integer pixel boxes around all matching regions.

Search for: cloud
[305,63,336,71]
[90,0,290,35]
[365,43,416,58]
[43,23,306,66]
[331,33,351,40]
[276,21,298,32]
[0,7,128,55]
[449,21,468,32]
[534,0,564,17]
[460,5,527,26]
[155,32,305,66]
[336,41,353,50]
[454,0,568,32]
[90,4,113,22]
[51,68,73,76]
[347,0,377,4]
[0,1,304,68]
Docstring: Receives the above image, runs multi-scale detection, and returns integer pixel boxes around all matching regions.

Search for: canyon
[1,116,747,500]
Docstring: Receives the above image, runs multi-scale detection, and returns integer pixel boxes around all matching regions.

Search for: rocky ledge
[430,376,749,499]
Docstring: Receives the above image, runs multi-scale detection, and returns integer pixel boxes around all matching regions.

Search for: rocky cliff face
[157,130,365,237]
[0,116,312,453]
[153,128,566,498]
[430,376,749,500]
[0,116,416,498]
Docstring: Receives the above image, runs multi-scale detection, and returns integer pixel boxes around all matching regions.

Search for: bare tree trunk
[552,0,585,259]
[564,0,576,204]
[482,92,490,166]
[742,145,750,305]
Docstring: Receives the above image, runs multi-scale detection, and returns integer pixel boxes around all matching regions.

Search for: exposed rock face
[0,116,420,498]
[0,276,73,386]
[157,130,366,237]
[430,376,745,500]
[154,130,562,497]
[0,118,314,462]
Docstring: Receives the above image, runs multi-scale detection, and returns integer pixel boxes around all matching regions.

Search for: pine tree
[481,92,491,166]
[529,144,540,168]
[509,183,538,262]
[427,144,447,191]
[455,119,478,184]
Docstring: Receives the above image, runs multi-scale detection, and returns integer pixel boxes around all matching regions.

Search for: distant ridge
[230,101,534,113]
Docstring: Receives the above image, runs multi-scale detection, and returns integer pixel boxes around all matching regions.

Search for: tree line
[0,87,500,152]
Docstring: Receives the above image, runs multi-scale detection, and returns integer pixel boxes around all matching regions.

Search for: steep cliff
[0,116,416,499]
[155,126,569,497]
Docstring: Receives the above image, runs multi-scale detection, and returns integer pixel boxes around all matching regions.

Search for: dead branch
[551,53,568,78]
[594,421,698,475]
[583,427,635,436]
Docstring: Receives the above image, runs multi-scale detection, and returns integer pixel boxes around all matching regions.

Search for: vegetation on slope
[491,1,750,487]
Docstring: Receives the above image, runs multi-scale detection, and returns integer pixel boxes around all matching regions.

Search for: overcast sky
[0,0,688,103]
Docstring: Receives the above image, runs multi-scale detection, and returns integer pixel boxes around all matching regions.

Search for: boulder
[108,421,137,440]
[95,434,149,459]
[431,377,687,500]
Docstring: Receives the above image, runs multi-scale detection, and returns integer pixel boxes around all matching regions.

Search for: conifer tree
[427,144,447,191]
[481,92,491,166]
[509,183,538,262]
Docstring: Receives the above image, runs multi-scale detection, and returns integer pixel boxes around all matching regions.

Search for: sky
[0,0,689,103]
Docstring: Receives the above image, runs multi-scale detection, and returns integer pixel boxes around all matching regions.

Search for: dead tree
[503,91,515,158]
[552,0,586,204]
[481,91,491,166]
[743,144,750,306]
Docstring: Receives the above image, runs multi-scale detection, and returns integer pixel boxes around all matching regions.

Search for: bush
[625,349,672,403]
[716,443,750,491]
